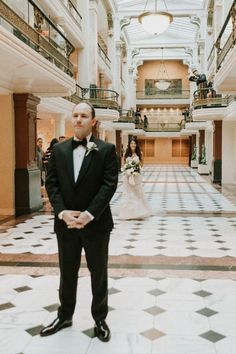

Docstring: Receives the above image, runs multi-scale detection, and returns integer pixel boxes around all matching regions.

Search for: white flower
[86,142,98,156]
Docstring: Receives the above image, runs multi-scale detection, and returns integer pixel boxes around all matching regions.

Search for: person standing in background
[43,138,59,174]
[144,115,149,129]
[36,137,45,186]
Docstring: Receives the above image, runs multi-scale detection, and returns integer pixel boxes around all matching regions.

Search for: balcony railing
[63,0,82,29]
[136,122,182,132]
[97,43,111,69]
[136,89,190,99]
[116,111,183,132]
[64,84,119,110]
[215,0,236,70]
[207,44,215,70]
[0,0,74,76]
[118,109,135,122]
[192,88,229,109]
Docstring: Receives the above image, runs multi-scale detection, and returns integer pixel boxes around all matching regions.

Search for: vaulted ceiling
[114,0,205,63]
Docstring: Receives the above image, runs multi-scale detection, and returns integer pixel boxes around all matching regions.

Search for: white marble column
[205,122,214,173]
[76,1,90,87]
[222,120,236,184]
[55,114,66,138]
[196,131,200,164]
[122,133,128,151]
[214,0,223,38]
[113,40,122,105]
[124,66,136,110]
[88,0,98,85]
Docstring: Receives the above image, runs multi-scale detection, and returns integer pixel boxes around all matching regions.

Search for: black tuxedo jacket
[45,136,118,236]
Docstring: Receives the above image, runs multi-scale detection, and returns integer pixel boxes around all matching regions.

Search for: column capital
[190,16,200,28]
[135,60,143,68]
[120,17,131,30]
[131,48,140,58]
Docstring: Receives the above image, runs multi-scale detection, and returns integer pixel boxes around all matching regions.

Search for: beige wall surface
[37,117,56,151]
[0,94,15,215]
[137,60,190,91]
[139,137,189,165]
[37,117,74,150]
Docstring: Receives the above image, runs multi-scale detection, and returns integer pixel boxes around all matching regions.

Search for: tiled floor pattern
[113,166,236,213]
[1,275,236,353]
[1,215,236,258]
[1,165,236,353]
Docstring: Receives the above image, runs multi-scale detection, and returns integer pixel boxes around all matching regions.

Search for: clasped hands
[62,210,91,229]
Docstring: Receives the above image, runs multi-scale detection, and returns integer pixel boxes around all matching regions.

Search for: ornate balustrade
[136,89,190,99]
[64,84,119,110]
[215,0,236,70]
[192,88,229,109]
[63,0,82,29]
[0,0,74,76]
[139,122,181,132]
[97,43,111,69]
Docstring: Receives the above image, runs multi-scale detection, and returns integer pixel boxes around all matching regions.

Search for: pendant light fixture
[138,0,173,36]
[155,48,171,90]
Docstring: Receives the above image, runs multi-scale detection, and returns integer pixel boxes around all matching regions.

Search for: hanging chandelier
[138,0,173,36]
[155,48,171,90]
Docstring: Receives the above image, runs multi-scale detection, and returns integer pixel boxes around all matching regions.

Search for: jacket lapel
[75,135,96,186]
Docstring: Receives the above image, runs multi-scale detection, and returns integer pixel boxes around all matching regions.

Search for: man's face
[72,103,97,139]
[37,139,43,148]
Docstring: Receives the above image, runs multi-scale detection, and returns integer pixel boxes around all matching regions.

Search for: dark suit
[46,135,118,322]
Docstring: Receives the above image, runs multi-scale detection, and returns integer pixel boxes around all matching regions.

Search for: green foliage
[191,144,196,161]
[200,144,207,165]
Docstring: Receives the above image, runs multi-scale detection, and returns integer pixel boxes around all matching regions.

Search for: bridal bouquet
[121,160,141,185]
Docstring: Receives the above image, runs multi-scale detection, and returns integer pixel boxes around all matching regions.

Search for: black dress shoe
[40,317,72,337]
[94,320,111,342]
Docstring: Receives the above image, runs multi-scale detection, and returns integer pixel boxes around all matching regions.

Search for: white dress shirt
[73,133,92,181]
[58,133,94,221]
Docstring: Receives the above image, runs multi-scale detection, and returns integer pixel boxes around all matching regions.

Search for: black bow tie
[72,139,87,149]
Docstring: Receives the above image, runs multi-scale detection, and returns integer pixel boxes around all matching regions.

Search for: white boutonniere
[86,142,98,156]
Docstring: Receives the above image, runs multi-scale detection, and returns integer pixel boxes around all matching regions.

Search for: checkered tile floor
[1,165,236,353]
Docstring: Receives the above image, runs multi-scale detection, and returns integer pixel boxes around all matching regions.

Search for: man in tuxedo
[40,102,118,341]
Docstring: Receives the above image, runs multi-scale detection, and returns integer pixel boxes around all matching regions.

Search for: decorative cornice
[120,17,131,30]
[131,48,140,58]
[183,59,191,67]
[190,16,201,28]
[185,47,193,57]
[135,60,143,68]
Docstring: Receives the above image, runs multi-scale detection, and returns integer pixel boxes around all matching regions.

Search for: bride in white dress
[118,137,152,220]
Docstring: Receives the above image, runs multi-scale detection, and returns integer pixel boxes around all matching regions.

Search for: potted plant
[190,144,198,168]
[198,144,209,174]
